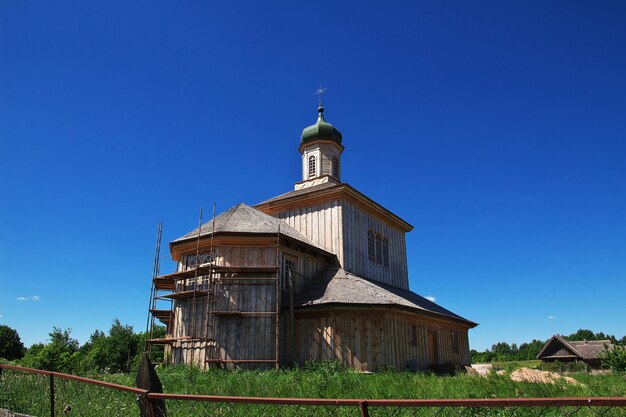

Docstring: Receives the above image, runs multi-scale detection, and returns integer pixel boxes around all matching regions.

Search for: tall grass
[3,363,624,417]
[97,361,625,399]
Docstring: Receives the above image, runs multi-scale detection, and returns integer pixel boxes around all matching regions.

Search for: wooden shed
[147,103,477,371]
[536,335,615,368]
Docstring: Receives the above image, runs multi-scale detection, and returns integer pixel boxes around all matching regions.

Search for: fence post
[359,400,369,417]
[136,353,166,417]
[49,373,55,417]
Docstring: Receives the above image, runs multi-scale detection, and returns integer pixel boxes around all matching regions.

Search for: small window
[382,238,389,267]
[332,157,340,178]
[283,257,297,290]
[375,234,382,264]
[308,155,316,178]
[367,231,375,261]
[452,331,459,354]
[410,324,418,346]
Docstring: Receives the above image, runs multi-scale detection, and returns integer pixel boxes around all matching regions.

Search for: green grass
[94,361,624,399]
[2,363,625,417]
[489,359,542,371]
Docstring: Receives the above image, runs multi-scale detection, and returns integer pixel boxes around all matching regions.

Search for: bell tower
[296,102,344,190]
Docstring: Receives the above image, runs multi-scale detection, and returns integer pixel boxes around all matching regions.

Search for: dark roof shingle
[172,203,329,253]
[294,267,477,326]
[569,340,615,360]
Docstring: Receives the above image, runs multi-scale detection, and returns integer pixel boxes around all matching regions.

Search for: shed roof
[294,267,477,327]
[172,203,330,254]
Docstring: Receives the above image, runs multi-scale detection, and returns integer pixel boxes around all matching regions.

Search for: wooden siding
[169,244,279,369]
[168,241,327,370]
[293,310,470,371]
[341,201,409,289]
[278,200,343,264]
[280,246,328,295]
[276,199,408,289]
[301,143,342,181]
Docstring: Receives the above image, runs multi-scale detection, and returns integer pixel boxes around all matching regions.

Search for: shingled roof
[172,203,330,253]
[294,267,477,327]
[537,334,615,360]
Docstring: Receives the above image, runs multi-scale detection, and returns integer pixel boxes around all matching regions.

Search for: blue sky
[1,1,624,351]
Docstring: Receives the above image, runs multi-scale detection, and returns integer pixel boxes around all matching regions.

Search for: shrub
[600,345,626,372]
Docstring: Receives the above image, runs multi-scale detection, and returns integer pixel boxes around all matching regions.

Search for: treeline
[471,329,626,363]
[0,320,164,374]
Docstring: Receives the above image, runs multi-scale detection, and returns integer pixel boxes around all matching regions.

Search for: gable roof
[172,203,330,254]
[294,267,477,327]
[536,335,615,360]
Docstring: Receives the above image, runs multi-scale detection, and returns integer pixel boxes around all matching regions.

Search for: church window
[410,324,418,346]
[382,238,389,267]
[368,230,390,268]
[185,252,213,269]
[332,157,340,178]
[283,256,297,290]
[308,155,316,178]
[367,230,375,261]
[452,331,460,354]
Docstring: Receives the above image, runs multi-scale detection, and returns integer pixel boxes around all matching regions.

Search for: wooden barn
[537,335,615,369]
[147,103,477,371]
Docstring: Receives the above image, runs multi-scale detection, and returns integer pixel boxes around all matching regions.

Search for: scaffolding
[146,213,281,370]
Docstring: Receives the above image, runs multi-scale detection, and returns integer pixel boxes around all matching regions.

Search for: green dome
[300,105,343,147]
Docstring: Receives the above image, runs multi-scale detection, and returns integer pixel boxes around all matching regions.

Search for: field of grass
[488,359,542,371]
[93,362,625,399]
[2,363,625,417]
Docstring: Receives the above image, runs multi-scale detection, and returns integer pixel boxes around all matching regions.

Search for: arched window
[367,230,375,261]
[332,157,340,178]
[308,155,316,178]
[375,233,382,264]
[382,238,389,267]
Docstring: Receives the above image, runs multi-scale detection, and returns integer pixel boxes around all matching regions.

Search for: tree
[565,329,617,343]
[517,339,545,360]
[0,325,25,360]
[20,327,79,372]
[600,345,626,372]
[83,319,140,372]
[565,329,595,341]
[490,342,518,361]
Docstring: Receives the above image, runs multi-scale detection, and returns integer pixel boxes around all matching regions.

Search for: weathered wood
[293,311,471,372]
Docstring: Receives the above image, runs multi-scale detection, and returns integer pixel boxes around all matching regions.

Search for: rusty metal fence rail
[1,364,625,417]
[0,364,145,417]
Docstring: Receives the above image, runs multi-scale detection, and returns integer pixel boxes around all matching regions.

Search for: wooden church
[147,103,477,371]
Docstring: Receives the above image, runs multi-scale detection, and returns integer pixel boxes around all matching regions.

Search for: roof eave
[170,231,336,258]
[294,302,478,328]
[256,182,414,233]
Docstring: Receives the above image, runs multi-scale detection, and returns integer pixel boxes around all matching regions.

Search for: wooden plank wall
[294,311,470,371]
[170,245,279,369]
[301,143,341,180]
[280,246,328,294]
[341,201,409,289]
[278,199,409,289]
[278,200,343,262]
